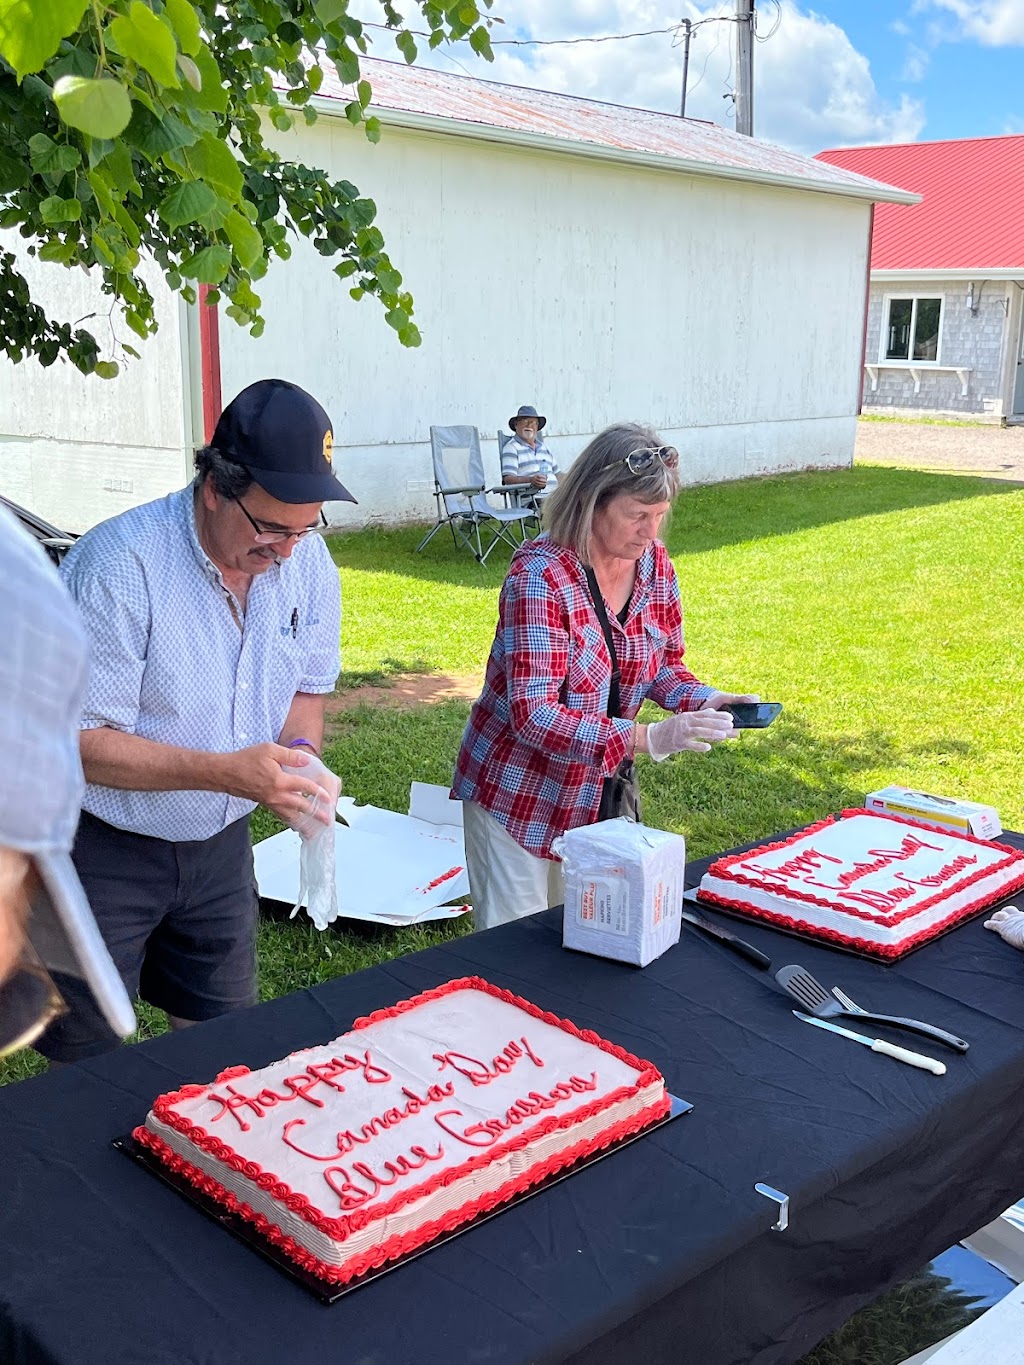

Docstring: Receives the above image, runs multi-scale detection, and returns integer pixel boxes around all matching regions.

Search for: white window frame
[878,292,945,366]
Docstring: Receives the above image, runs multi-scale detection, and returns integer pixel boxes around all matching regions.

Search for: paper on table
[253,785,471,927]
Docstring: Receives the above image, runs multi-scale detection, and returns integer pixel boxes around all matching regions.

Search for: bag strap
[584,567,621,719]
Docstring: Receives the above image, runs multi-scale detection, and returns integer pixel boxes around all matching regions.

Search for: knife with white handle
[793,1011,947,1076]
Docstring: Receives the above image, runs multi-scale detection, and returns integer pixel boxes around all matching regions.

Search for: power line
[362,15,737,50]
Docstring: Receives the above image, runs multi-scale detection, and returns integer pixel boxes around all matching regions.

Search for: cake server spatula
[775,964,969,1053]
[793,1012,947,1075]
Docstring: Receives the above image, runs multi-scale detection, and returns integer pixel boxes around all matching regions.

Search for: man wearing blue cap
[37,379,351,1063]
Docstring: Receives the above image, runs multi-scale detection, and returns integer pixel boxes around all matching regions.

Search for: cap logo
[322,430,333,465]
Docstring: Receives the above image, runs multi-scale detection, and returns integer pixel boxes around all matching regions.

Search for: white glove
[646,710,737,762]
[282,753,342,841]
[983,905,1024,951]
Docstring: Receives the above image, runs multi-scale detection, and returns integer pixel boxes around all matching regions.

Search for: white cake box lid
[556,819,685,968]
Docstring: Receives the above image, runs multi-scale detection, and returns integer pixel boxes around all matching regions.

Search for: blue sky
[359,1,1024,154]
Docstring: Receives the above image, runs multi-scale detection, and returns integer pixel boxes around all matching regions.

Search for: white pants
[462,800,564,931]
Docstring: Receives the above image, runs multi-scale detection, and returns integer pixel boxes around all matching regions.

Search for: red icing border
[133,1094,669,1285]
[139,977,669,1279]
[701,810,1024,959]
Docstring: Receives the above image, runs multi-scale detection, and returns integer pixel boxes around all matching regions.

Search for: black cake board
[114,1095,692,1304]
[687,888,1023,964]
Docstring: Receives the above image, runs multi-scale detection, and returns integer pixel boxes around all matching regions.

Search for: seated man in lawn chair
[500,405,560,511]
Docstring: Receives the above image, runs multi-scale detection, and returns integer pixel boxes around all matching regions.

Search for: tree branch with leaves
[0,0,497,376]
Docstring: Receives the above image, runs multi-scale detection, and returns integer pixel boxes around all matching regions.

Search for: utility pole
[679,18,692,118]
[735,0,754,136]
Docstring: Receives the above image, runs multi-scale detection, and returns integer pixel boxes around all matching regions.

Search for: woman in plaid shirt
[454,422,757,929]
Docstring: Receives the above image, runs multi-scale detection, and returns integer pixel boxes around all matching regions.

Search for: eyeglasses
[0,946,65,1060]
[617,446,680,475]
[233,497,325,546]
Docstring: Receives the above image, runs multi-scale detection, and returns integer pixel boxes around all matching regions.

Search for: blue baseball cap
[212,379,357,505]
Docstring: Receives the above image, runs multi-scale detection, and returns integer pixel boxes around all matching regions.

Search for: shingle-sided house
[818,135,1024,423]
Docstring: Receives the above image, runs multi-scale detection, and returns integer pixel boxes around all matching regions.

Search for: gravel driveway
[855,419,1024,481]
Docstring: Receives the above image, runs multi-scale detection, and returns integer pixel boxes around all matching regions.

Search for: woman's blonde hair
[543,422,680,563]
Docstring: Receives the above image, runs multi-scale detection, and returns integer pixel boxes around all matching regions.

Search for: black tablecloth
[2,834,1024,1365]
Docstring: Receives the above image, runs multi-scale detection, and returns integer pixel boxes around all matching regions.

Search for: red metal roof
[311,57,912,203]
[817,136,1024,271]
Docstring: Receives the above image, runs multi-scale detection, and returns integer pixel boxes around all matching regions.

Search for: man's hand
[699,690,760,711]
[530,473,548,489]
[220,743,336,831]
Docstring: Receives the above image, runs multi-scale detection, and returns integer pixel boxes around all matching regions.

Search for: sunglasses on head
[616,446,680,475]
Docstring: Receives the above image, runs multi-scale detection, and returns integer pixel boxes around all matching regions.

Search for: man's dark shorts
[37,811,258,1063]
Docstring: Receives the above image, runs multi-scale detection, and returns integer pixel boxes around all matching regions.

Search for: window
[883,296,942,362]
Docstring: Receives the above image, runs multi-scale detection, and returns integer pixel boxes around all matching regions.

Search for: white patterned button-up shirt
[60,483,341,842]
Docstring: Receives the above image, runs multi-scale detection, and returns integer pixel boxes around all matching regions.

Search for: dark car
[1,495,78,567]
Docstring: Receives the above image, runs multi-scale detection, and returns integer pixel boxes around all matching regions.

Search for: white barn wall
[0,244,191,532]
[220,118,871,527]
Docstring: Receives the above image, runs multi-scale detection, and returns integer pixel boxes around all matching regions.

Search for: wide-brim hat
[509,404,547,432]
[212,379,357,505]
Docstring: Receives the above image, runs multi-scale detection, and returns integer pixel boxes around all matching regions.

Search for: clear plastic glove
[292,821,340,931]
[983,905,1024,951]
[699,690,760,711]
[281,754,342,842]
[646,709,738,762]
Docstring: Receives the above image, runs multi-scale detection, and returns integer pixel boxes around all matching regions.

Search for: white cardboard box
[865,785,1001,840]
[558,819,685,967]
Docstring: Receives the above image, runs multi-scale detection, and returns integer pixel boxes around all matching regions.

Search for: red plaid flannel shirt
[452,535,713,857]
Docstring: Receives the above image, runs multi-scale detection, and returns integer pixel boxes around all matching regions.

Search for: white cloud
[354,1,924,155]
[916,0,1024,45]
[900,43,930,80]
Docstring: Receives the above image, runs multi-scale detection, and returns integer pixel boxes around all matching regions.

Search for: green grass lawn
[3,463,1020,1092]
[3,464,1019,1363]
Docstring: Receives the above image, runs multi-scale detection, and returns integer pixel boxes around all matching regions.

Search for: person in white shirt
[0,507,135,1059]
[501,405,560,506]
[37,379,350,1064]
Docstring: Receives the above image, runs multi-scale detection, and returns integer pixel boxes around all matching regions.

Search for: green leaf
[109,2,180,89]
[364,116,381,144]
[0,150,28,191]
[223,208,263,270]
[469,26,492,59]
[376,265,401,293]
[385,306,409,330]
[357,79,371,107]
[123,105,198,156]
[97,141,141,197]
[158,179,218,228]
[344,100,362,126]
[94,360,120,379]
[53,76,133,139]
[188,135,243,199]
[180,243,232,285]
[303,104,318,126]
[398,322,422,347]
[270,108,293,132]
[40,194,81,223]
[0,0,89,81]
[396,29,417,64]
[313,0,348,24]
[164,0,201,55]
[38,238,78,263]
[176,54,202,91]
[187,43,227,112]
[333,47,359,83]
[28,134,81,180]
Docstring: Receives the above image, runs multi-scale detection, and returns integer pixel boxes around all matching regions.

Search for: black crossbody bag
[584,568,642,824]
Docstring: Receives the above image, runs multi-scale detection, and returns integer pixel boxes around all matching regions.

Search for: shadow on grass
[326,467,1020,587]
[795,1265,986,1365]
